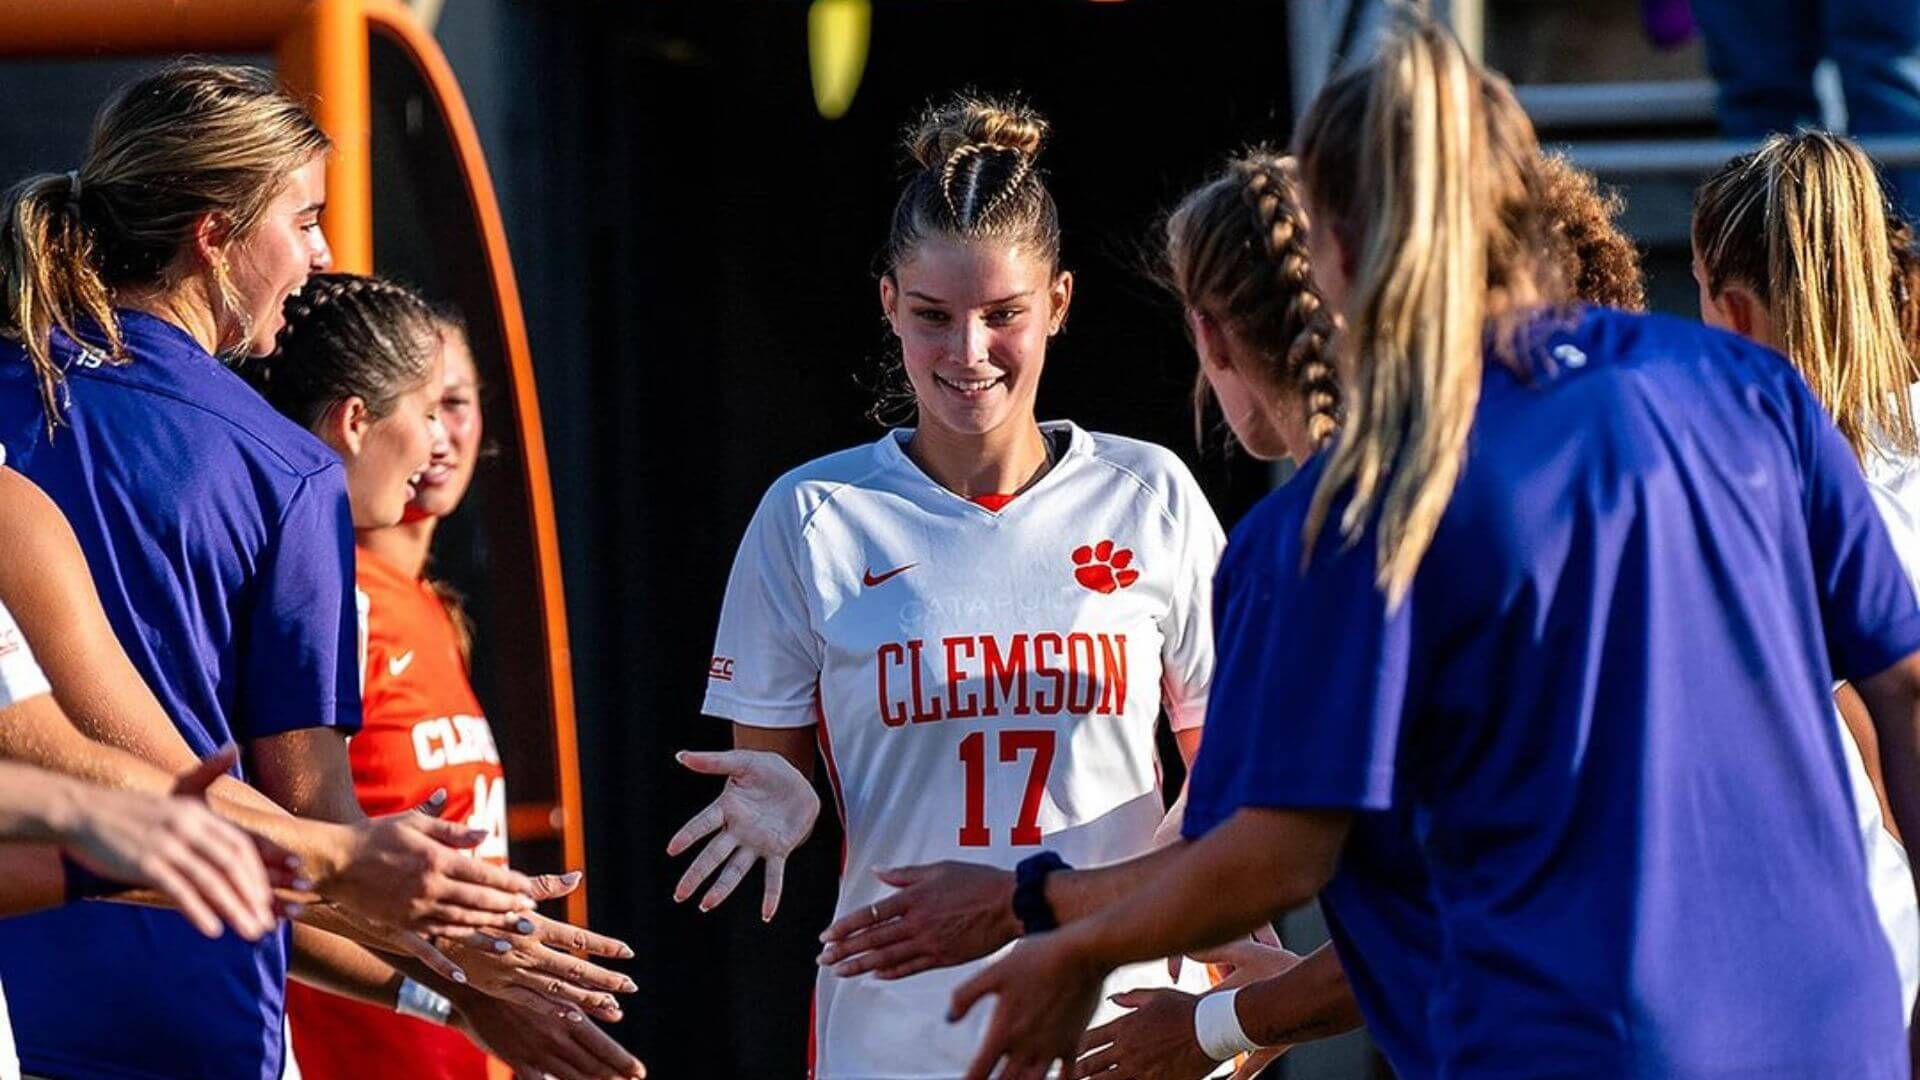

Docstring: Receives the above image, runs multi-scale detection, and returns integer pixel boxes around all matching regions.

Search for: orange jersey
[288,547,508,1080]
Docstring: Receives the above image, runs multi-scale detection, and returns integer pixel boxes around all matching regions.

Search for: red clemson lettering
[875,632,1127,727]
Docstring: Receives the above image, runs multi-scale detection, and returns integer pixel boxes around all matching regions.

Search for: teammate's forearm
[1067,809,1347,972]
[1042,842,1188,928]
[0,845,66,916]
[0,757,94,841]
[1837,683,1901,843]
[1236,942,1365,1047]
[0,699,178,798]
[1857,655,1920,988]
[248,727,370,825]
[0,697,355,880]
[289,923,406,1008]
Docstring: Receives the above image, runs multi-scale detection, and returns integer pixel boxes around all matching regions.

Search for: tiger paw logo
[1072,540,1139,594]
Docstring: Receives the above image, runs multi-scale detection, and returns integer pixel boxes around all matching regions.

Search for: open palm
[668,749,819,920]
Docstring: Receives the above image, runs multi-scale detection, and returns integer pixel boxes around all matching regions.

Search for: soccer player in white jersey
[667,94,1227,1078]
[812,143,1660,1080]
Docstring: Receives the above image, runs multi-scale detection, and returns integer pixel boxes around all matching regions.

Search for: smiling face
[223,155,331,357]
[322,335,446,530]
[405,323,482,521]
[879,236,1070,440]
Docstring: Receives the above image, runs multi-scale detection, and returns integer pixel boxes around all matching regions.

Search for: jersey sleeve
[239,467,364,739]
[1796,384,1920,681]
[1182,503,1411,841]
[1158,460,1225,732]
[0,598,51,710]
[701,482,823,729]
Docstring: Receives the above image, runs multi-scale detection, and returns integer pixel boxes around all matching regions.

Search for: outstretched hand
[1075,938,1303,1080]
[949,930,1108,1080]
[455,990,646,1080]
[667,749,818,920]
[444,870,637,1024]
[1074,988,1215,1080]
[1188,937,1300,990]
[65,745,280,940]
[319,800,537,938]
[817,861,1020,979]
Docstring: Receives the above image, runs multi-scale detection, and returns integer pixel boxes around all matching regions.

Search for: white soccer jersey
[1858,427,1920,1018]
[704,421,1224,1080]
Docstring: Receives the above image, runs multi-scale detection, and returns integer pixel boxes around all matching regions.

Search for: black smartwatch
[1012,851,1071,935]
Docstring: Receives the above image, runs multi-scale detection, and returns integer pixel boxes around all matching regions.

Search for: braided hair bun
[883,93,1061,271]
[907,96,1047,170]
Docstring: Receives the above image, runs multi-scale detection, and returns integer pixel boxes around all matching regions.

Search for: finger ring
[869,903,879,921]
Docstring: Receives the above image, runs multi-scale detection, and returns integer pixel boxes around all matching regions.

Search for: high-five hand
[816,861,1019,979]
[668,749,819,920]
[317,808,538,937]
[949,930,1107,1080]
[64,746,280,940]
[446,871,637,1023]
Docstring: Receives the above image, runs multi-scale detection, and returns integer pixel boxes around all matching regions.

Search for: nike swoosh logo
[862,564,916,588]
[388,651,416,677]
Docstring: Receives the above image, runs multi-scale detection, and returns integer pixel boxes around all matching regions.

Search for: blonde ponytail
[0,171,116,426]
[1297,17,1550,604]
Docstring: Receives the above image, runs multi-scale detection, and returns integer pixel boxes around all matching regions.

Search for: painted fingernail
[284,854,302,869]
[492,938,511,954]
[516,895,535,908]
[563,871,582,885]
[515,918,535,934]
[291,877,314,892]
[284,903,305,919]
[452,970,468,984]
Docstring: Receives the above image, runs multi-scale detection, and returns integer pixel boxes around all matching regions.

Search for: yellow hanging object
[809,0,871,120]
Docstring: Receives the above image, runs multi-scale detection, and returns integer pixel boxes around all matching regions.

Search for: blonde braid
[1241,161,1342,448]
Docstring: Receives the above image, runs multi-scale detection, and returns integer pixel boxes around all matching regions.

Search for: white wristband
[1193,987,1262,1061]
[395,977,453,1026]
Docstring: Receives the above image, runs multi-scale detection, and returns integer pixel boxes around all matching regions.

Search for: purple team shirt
[1186,307,1920,1078]
[0,309,360,1080]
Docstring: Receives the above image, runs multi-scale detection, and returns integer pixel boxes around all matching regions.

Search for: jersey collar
[875,420,1091,516]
